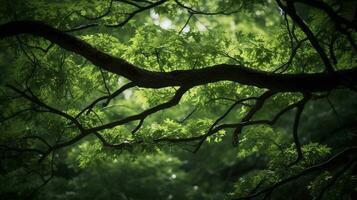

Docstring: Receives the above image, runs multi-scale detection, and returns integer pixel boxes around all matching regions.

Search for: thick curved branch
[1,21,357,92]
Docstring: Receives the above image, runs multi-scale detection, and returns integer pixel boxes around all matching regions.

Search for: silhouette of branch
[233,147,357,200]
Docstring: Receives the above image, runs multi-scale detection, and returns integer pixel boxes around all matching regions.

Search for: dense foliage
[0,0,356,199]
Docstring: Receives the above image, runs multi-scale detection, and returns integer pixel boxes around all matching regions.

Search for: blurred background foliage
[0,0,356,199]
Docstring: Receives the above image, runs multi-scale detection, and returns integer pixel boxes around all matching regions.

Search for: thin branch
[0,108,35,123]
[174,0,241,16]
[274,38,308,73]
[328,34,338,65]
[22,135,51,148]
[232,90,276,146]
[6,85,84,131]
[40,86,188,158]
[115,0,144,8]
[100,68,111,96]
[193,96,258,152]
[233,147,357,200]
[179,12,193,34]
[0,144,44,155]
[293,0,357,31]
[316,160,354,200]
[289,93,311,166]
[179,107,197,123]
[88,86,188,132]
[106,0,168,27]
[75,82,135,119]
[77,0,114,21]
[277,0,334,73]
[131,119,144,135]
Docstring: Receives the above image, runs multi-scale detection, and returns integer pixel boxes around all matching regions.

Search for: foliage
[0,0,356,200]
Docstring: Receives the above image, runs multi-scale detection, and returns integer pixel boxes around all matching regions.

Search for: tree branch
[289,93,310,166]
[232,90,276,146]
[75,82,135,119]
[1,21,357,92]
[277,0,334,73]
[233,146,357,200]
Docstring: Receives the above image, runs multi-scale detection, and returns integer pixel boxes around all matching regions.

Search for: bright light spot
[160,18,172,29]
[171,174,176,179]
[196,22,207,32]
[278,7,284,15]
[230,21,236,31]
[117,77,124,85]
[150,10,159,20]
[168,194,173,199]
[182,25,190,33]
[255,10,264,16]
[123,89,132,99]
[193,185,199,190]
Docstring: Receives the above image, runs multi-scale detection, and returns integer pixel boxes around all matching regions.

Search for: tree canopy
[0,0,356,199]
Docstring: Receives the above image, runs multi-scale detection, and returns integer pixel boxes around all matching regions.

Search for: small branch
[0,108,35,123]
[6,85,84,131]
[88,86,188,132]
[179,107,197,123]
[233,147,357,200]
[106,0,168,27]
[193,97,258,152]
[131,119,144,135]
[100,68,111,96]
[294,0,357,31]
[94,132,141,149]
[316,160,354,200]
[39,86,188,158]
[0,144,44,155]
[179,12,193,34]
[115,0,144,9]
[174,0,241,16]
[274,38,308,73]
[22,135,51,148]
[77,0,114,21]
[75,82,135,119]
[232,90,276,146]
[277,0,334,74]
[289,93,311,166]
